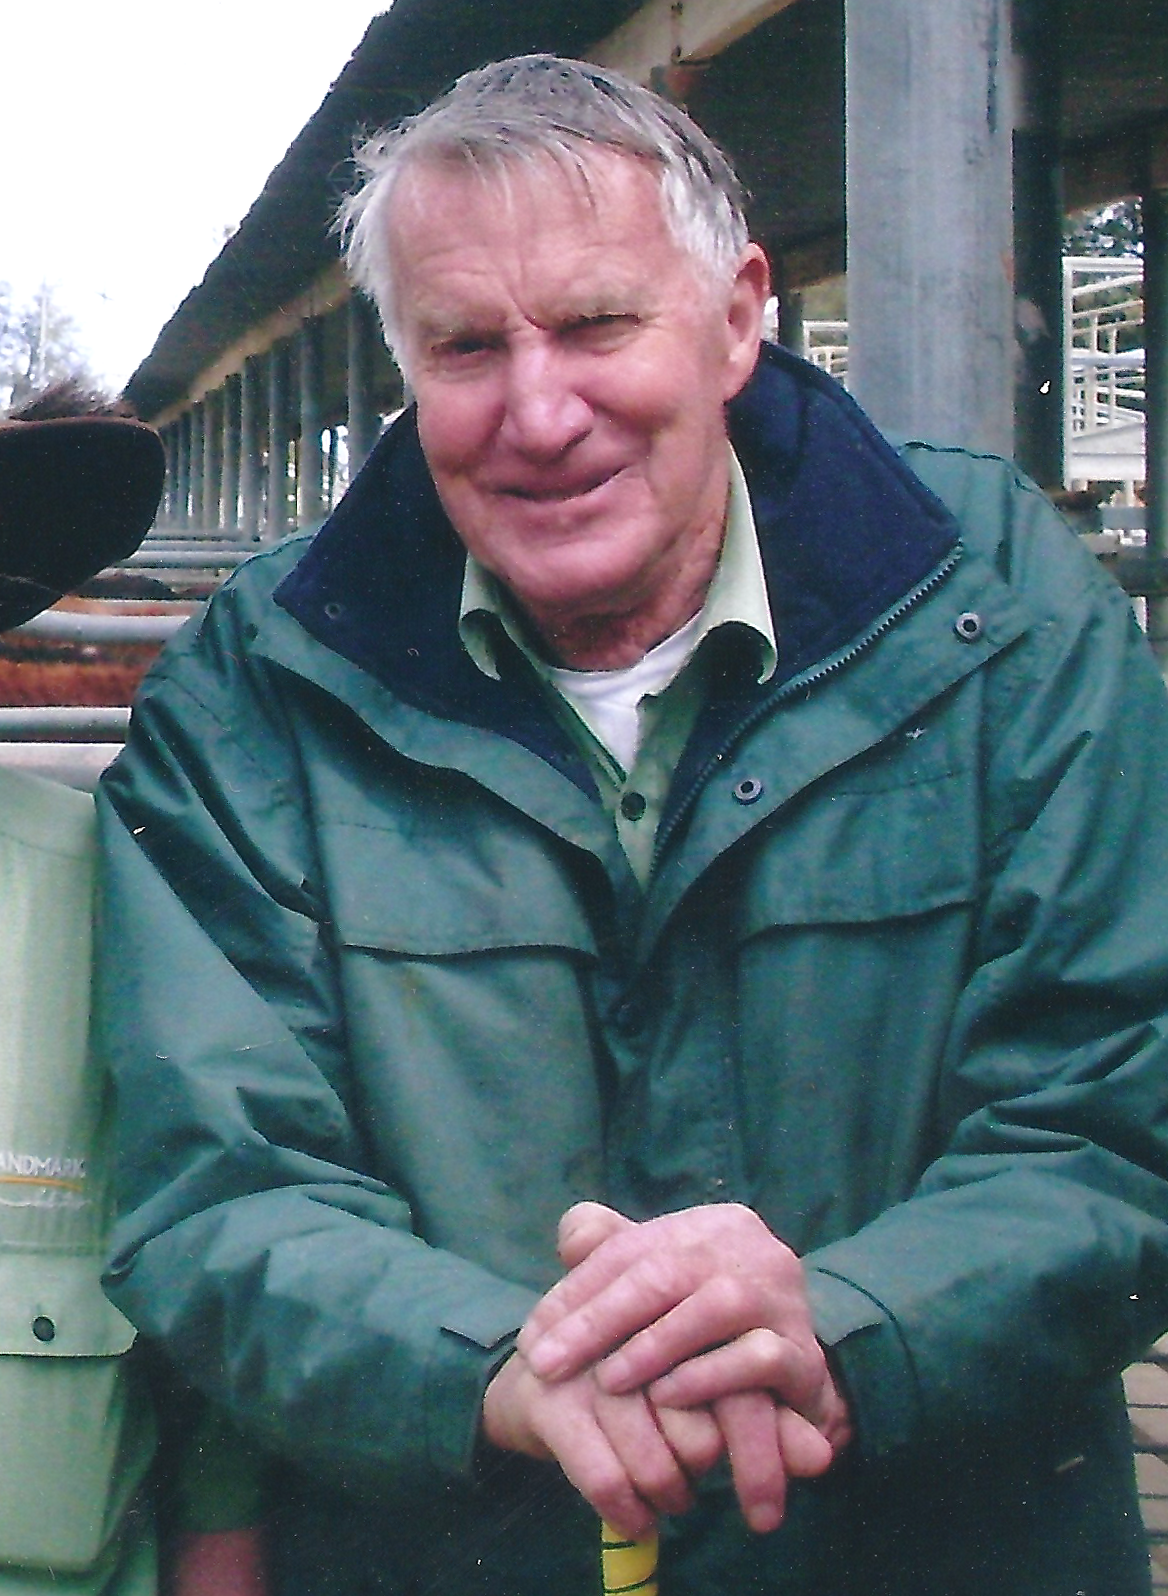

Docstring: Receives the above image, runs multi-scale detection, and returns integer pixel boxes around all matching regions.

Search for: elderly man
[99,55,1168,1595]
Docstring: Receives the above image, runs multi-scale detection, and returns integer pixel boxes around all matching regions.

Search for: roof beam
[588,0,800,83]
[1065,121,1168,213]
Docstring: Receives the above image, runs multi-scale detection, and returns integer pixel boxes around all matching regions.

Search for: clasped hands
[481,1201,852,1540]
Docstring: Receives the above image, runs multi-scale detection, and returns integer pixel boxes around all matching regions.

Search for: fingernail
[748,1503,783,1535]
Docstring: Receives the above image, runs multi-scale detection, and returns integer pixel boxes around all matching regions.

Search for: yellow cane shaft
[600,1521,659,1595]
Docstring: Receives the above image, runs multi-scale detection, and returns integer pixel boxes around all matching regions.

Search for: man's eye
[565,314,637,345]
[434,336,494,360]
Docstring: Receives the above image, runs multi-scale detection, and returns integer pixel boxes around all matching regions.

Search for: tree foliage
[0,282,99,412]
[1064,199,1142,259]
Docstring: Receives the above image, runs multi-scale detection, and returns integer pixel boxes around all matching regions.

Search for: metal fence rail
[0,706,131,739]
[15,610,196,644]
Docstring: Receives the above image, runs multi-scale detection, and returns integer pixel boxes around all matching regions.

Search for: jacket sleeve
[805,456,1168,1460]
[97,582,537,1499]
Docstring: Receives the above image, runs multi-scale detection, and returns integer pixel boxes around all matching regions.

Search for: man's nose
[499,340,591,458]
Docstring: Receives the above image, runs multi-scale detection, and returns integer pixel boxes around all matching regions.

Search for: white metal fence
[794,258,1148,498]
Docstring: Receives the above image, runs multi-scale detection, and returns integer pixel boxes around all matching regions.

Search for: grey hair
[337,54,750,355]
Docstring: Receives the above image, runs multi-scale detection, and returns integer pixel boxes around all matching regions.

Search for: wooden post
[189,404,206,531]
[777,288,805,357]
[203,389,223,532]
[346,293,381,479]
[239,355,263,541]
[220,374,241,535]
[844,0,1014,455]
[298,317,326,527]
[266,341,291,543]
[161,427,178,527]
[326,426,340,514]
[175,413,191,530]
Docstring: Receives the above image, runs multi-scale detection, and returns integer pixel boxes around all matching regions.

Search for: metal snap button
[954,611,983,642]
[733,777,764,805]
[323,600,343,621]
[31,1316,55,1343]
[620,791,647,821]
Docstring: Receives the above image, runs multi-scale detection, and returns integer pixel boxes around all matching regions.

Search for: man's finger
[774,1405,835,1479]
[520,1225,651,1351]
[653,1403,725,1482]
[714,1391,787,1535]
[641,1326,820,1411]
[557,1202,633,1270]
[594,1389,695,1520]
[521,1250,689,1379]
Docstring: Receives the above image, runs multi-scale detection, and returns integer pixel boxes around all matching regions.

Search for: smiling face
[387,152,769,666]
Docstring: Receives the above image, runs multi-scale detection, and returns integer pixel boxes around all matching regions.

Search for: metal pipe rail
[0,706,130,740]
[0,742,120,790]
[117,548,249,569]
[14,610,197,644]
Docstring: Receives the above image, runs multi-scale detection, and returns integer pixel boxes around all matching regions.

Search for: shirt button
[620,791,647,821]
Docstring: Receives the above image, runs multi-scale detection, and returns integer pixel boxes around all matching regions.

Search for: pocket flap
[740,775,978,934]
[324,821,598,958]
[0,1252,135,1356]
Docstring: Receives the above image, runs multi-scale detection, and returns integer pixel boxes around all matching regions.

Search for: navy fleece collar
[274,343,960,791]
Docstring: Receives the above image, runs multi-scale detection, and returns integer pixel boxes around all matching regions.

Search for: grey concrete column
[844,0,1015,455]
[346,293,381,477]
[1143,185,1168,659]
[1012,0,1065,489]
[239,356,263,541]
[298,317,326,526]
[189,404,206,530]
[202,390,223,532]
[266,341,291,542]
[220,374,241,534]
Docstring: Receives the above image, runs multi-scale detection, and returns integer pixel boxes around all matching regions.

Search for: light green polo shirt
[460,447,776,884]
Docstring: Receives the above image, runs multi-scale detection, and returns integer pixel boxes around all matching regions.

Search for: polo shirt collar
[458,445,777,685]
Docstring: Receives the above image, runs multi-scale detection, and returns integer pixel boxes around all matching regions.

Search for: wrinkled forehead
[385,143,667,251]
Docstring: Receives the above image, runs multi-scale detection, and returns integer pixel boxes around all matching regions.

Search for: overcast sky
[1,2,387,390]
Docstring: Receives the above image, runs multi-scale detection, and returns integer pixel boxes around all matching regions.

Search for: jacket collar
[274,344,961,791]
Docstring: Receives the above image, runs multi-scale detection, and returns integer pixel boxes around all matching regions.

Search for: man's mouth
[499,466,624,504]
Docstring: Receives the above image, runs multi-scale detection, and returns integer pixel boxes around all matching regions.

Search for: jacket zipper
[651,544,965,871]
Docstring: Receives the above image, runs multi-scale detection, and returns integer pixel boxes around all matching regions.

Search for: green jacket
[0,769,155,1595]
[98,349,1168,1594]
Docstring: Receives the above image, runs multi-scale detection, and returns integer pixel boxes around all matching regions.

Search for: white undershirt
[544,610,704,772]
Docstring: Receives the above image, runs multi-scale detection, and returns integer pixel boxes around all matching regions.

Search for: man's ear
[721,244,772,401]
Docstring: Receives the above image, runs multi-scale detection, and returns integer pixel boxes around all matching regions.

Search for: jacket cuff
[425,1284,540,1479]
[805,1266,922,1457]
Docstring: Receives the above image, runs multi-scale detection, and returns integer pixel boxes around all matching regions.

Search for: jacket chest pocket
[729,767,981,1243]
[323,815,599,960]
[739,766,979,933]
[318,819,605,1253]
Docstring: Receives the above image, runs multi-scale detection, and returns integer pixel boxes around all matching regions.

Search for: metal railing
[0,526,230,787]
[1063,256,1146,496]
